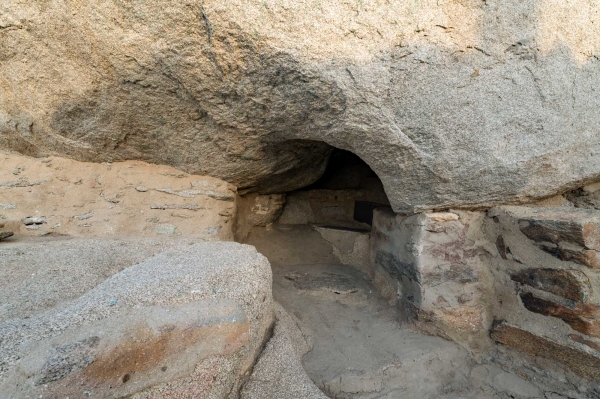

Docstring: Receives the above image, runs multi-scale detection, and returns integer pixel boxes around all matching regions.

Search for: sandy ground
[246,223,566,399]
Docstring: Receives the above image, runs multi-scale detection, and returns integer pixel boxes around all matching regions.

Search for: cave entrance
[277,147,391,230]
[238,148,458,397]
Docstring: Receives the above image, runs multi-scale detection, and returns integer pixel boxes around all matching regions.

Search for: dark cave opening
[286,147,391,228]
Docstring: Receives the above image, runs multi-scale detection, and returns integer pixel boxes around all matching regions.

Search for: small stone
[204,226,221,235]
[0,232,14,241]
[136,186,148,192]
[74,213,94,220]
[22,216,47,225]
[156,224,177,235]
[496,235,508,260]
[246,194,286,227]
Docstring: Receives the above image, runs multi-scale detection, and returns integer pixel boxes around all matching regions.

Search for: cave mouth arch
[280,146,391,228]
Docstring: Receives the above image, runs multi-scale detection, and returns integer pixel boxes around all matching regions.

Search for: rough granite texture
[0,237,190,321]
[241,303,327,399]
[2,1,600,212]
[0,241,274,398]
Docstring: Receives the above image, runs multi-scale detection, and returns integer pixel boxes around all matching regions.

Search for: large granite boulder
[0,240,273,398]
[1,0,599,212]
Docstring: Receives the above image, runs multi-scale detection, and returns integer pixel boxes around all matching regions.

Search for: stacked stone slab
[485,206,600,381]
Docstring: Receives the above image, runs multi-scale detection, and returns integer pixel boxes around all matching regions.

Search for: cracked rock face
[1,0,600,212]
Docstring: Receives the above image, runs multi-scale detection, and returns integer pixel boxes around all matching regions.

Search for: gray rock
[155,223,176,235]
[2,1,600,212]
[22,216,46,225]
[73,213,94,221]
[241,303,327,399]
[0,240,274,398]
[284,271,360,294]
[37,336,100,385]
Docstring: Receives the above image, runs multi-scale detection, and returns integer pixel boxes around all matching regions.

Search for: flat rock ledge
[0,241,276,398]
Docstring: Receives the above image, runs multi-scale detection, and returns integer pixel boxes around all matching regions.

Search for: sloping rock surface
[0,240,273,398]
[2,1,600,212]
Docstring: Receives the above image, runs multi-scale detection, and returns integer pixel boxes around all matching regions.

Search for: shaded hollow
[276,147,391,229]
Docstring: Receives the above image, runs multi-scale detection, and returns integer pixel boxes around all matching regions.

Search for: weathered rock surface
[0,237,196,321]
[566,184,600,210]
[2,1,600,212]
[0,231,12,241]
[245,194,286,227]
[0,152,236,239]
[511,268,591,302]
[0,241,273,398]
[497,206,600,268]
[491,321,600,381]
[371,209,491,346]
[520,292,600,339]
[312,224,371,272]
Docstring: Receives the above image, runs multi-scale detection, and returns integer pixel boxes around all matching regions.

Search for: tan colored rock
[2,1,600,212]
[246,194,286,227]
[0,152,236,240]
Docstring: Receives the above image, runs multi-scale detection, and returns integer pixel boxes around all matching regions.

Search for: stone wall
[484,206,600,381]
[370,208,493,349]
[369,204,600,384]
[278,189,381,227]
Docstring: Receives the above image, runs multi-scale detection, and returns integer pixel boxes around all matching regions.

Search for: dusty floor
[245,223,572,399]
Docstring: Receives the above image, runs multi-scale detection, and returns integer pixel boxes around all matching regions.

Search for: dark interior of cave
[300,148,390,226]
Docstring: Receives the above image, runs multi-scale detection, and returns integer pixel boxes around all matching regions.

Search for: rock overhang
[1,0,599,213]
